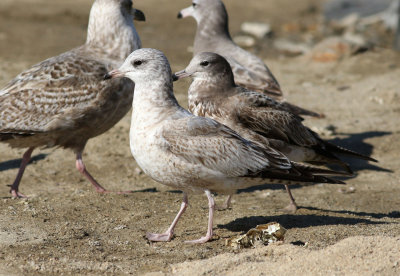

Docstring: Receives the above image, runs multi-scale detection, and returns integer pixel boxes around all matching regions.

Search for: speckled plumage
[107,48,344,243]
[174,52,377,211]
[178,53,377,169]
[0,0,144,197]
[178,0,323,118]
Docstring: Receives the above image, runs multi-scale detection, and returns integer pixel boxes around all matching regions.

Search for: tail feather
[324,141,378,162]
[247,161,345,185]
[291,162,353,177]
[0,132,35,142]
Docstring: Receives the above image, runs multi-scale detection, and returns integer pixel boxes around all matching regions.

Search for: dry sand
[0,0,399,275]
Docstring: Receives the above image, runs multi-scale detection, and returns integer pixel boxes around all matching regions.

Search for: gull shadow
[301,206,400,219]
[132,188,158,193]
[236,183,303,194]
[218,214,389,233]
[328,131,392,173]
[167,190,183,194]
[0,154,47,172]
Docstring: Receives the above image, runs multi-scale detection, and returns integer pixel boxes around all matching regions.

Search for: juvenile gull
[173,52,377,211]
[0,0,145,198]
[177,0,323,118]
[105,48,344,243]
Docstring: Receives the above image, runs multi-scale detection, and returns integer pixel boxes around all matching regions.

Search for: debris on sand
[225,222,286,249]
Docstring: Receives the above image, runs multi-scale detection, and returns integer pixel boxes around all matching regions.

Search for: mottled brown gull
[105,48,344,243]
[177,0,323,118]
[173,52,378,212]
[0,0,145,198]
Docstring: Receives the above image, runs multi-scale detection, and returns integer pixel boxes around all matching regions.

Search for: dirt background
[0,0,399,275]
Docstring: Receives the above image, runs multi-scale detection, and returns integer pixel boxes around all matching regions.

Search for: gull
[0,0,145,198]
[173,52,377,211]
[105,48,344,243]
[177,0,323,118]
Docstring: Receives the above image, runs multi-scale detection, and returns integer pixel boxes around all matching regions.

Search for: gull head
[92,0,145,22]
[173,52,234,83]
[105,48,172,84]
[177,0,226,23]
[87,0,145,56]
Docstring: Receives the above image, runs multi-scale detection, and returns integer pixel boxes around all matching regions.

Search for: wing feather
[237,102,318,147]
[161,116,291,177]
[226,57,283,98]
[0,48,128,133]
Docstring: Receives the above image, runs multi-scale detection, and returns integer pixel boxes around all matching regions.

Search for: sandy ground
[0,0,399,275]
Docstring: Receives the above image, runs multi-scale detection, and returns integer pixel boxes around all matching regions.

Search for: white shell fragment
[241,22,272,39]
[233,35,256,48]
[225,222,287,249]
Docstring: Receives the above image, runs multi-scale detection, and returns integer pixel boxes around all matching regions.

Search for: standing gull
[105,48,344,243]
[0,0,145,198]
[173,52,377,211]
[177,0,323,118]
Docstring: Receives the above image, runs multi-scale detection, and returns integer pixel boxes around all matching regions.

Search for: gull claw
[184,235,212,244]
[282,202,298,213]
[146,232,174,242]
[10,189,28,199]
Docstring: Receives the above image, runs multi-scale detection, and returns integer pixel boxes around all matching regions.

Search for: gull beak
[133,9,146,21]
[177,6,194,19]
[172,70,192,81]
[104,69,124,80]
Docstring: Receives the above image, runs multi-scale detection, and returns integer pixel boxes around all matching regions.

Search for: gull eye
[200,61,209,67]
[133,60,143,67]
[192,3,197,7]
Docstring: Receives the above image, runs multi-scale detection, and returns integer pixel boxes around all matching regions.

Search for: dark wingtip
[172,74,179,82]
[134,9,146,22]
[177,12,183,19]
[369,156,379,163]
[104,73,112,80]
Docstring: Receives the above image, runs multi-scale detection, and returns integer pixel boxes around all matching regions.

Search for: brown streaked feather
[0,45,135,151]
[237,107,318,147]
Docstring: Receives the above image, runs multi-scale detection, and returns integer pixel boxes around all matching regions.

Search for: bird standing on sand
[105,48,344,243]
[0,0,145,198]
[177,0,323,118]
[173,52,377,211]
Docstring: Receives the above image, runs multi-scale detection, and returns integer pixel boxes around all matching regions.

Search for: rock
[307,36,370,62]
[241,22,271,39]
[273,39,310,56]
[338,186,356,194]
[343,32,367,46]
[233,35,256,48]
[134,167,143,175]
[393,0,400,50]
[324,0,393,21]
[324,0,399,30]
[382,0,400,30]
[113,225,127,230]
[333,13,360,30]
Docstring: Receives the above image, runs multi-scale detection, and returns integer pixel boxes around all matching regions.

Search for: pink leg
[283,184,298,213]
[75,152,132,194]
[9,147,35,198]
[146,193,188,242]
[217,194,233,210]
[185,190,215,244]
